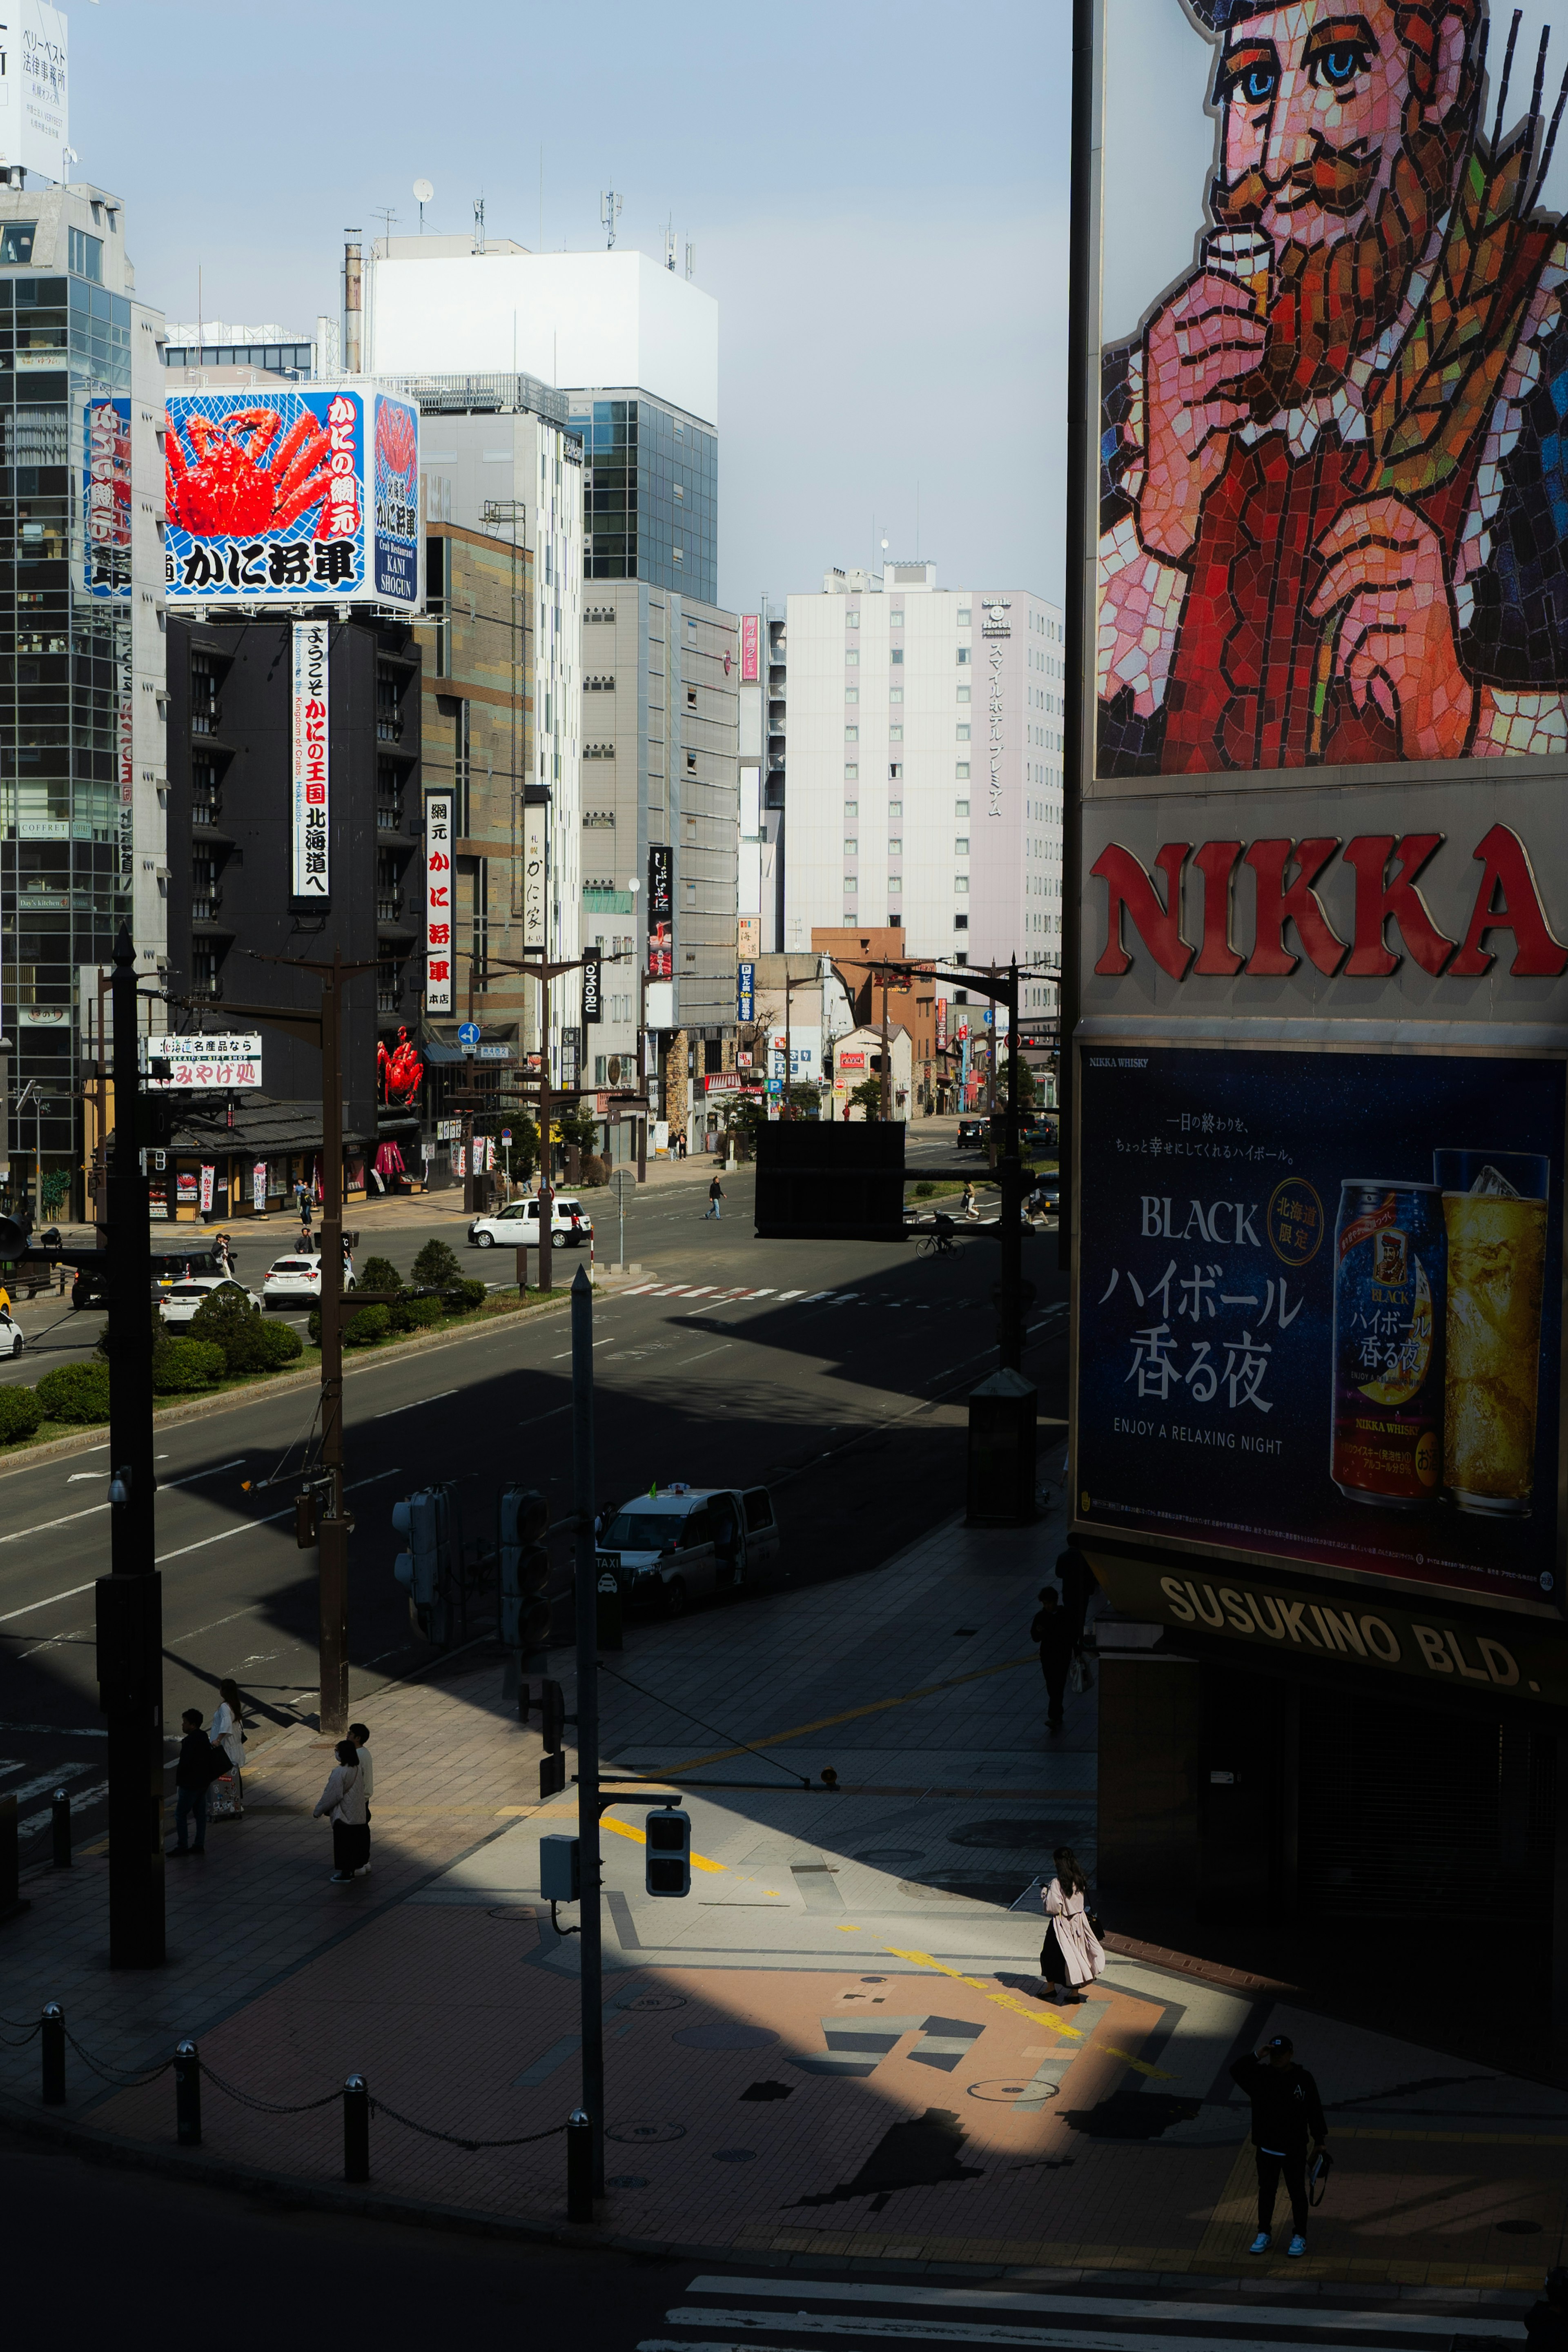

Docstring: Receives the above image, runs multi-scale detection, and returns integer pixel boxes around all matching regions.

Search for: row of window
[844,762,973,782]
[843,688,971,704]
[844,725,975,742]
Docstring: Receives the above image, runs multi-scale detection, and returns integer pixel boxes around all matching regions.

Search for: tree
[555,1103,599,1157]
[505,1114,540,1181]
[723,1096,766,1147]
[785,1080,820,1119]
[849,1077,883,1121]
[411,1237,461,1289]
[999,1060,1038,1107]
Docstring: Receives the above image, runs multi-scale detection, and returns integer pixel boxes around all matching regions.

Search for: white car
[158,1276,264,1328]
[0,1307,22,1359]
[263,1256,357,1310]
[468,1196,593,1251]
[596,1483,780,1614]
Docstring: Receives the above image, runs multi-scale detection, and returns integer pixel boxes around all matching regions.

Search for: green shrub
[221,1315,304,1376]
[445,1278,488,1313]
[411,1238,461,1288]
[307,1305,320,1345]
[0,1386,45,1444]
[360,1255,403,1295]
[151,1337,226,1393]
[913,1180,935,1198]
[37,1361,111,1423]
[389,1294,443,1334]
[581,1154,607,1187]
[342,1303,391,1348]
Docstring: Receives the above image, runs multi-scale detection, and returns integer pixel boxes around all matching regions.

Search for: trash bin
[965,1367,1038,1527]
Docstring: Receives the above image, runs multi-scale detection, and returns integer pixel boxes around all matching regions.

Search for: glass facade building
[569,391,716,605]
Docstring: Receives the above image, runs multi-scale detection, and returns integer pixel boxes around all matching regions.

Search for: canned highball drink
[1330,1180,1446,1508]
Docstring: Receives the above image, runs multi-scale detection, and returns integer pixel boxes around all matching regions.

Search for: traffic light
[392,1486,455,1647]
[498,1485,550,1655]
[523,1677,568,1796]
[644,1804,691,1897]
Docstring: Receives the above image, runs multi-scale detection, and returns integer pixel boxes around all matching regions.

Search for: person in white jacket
[208,1678,246,1817]
[312,1740,368,1883]
[1039,1844,1105,2005]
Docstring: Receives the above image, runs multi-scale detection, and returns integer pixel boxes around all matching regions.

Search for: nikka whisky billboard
[1073,0,1568,1616]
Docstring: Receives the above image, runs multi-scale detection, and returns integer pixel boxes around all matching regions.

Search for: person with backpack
[704,1173,725,1220]
[1231,2033,1328,2259]
[313,1738,368,1883]
[1030,1585,1076,1731]
[170,1707,214,1857]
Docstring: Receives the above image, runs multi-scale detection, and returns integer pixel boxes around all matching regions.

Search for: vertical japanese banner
[424,792,454,1013]
[647,843,673,978]
[290,620,330,900]
[117,638,134,891]
[740,615,760,684]
[252,1161,267,1213]
[522,800,548,951]
[737,961,755,1022]
[936,994,948,1053]
[199,1164,216,1215]
[83,395,131,599]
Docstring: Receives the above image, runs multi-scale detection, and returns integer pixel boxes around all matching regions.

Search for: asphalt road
[0,1152,1068,1860]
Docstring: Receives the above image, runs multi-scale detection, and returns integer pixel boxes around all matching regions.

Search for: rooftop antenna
[665,214,677,272]
[473,195,486,255]
[413,178,433,234]
[684,239,695,280]
[601,189,622,249]
[373,204,398,252]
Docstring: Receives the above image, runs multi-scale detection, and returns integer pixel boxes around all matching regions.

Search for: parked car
[596,1482,780,1614]
[468,1195,592,1251]
[158,1275,264,1328]
[0,1307,23,1359]
[263,1256,357,1310]
[957,1117,988,1149]
[70,1263,108,1312]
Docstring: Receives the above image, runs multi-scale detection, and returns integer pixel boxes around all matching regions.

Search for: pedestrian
[207,1677,246,1817]
[677,1132,687,1160]
[348,1720,374,1875]
[1056,1541,1094,1648]
[705,1173,725,1220]
[312,1738,368,1884]
[170,1707,211,1857]
[1230,2032,1327,2259]
[1038,1844,1104,2003]
[1031,1585,1076,1731]
[961,1181,978,1221]
[1526,2270,1568,2352]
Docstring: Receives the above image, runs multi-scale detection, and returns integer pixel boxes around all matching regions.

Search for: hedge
[389,1295,443,1334]
[37,1362,111,1423]
[0,1386,45,1443]
[151,1337,226,1394]
[342,1304,391,1348]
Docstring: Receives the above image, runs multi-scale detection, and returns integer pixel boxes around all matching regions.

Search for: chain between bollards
[40,2003,65,2104]
[174,2037,201,2145]
[343,2071,370,2182]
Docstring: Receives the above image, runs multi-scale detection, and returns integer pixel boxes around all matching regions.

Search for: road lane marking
[681,1344,732,1365]
[654,1653,1039,1773]
[880,1943,1172,2076]
[376,1392,456,1417]
[0,1578,98,1625]
[683,2281,1526,2333]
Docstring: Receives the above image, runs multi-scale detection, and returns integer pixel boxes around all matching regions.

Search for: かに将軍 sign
[425,792,454,1013]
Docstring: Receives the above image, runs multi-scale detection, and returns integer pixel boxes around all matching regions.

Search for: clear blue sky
[72,0,1064,613]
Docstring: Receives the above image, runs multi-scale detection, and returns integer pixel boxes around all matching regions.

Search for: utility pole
[479,948,621,1292]
[571,1262,605,2194]
[98,923,163,1966]
[879,978,892,1124]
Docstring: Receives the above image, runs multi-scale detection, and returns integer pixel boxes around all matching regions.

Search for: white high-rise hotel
[779,563,1063,1011]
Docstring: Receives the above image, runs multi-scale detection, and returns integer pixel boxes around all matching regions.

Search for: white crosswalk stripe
[0,1756,110,1836]
[22,1778,107,1835]
[637,2276,1525,2352]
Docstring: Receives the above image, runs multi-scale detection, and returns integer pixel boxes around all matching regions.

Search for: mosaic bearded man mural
[1100,0,1568,774]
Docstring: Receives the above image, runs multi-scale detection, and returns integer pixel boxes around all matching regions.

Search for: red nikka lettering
[1341,834,1455,976]
[1448,823,1568,977]
[1243,838,1347,976]
[1091,841,1192,979]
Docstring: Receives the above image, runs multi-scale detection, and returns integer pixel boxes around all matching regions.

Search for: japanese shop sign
[647,843,673,979]
[425,793,454,1013]
[165,386,418,610]
[252,1162,268,1213]
[936,994,948,1052]
[740,615,760,684]
[737,960,755,1022]
[290,621,330,900]
[582,947,602,1027]
[522,801,547,951]
[145,1035,264,1091]
[199,1165,216,1215]
[83,396,131,599]
[1075,1044,1565,1614]
[0,4,68,181]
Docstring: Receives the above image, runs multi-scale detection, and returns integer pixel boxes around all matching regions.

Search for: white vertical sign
[522,800,548,950]
[0,4,69,183]
[425,792,454,1013]
[252,1161,268,1213]
[291,620,330,899]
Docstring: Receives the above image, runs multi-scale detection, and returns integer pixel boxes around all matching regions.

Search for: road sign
[501,1127,512,1143]
[457,1021,481,1047]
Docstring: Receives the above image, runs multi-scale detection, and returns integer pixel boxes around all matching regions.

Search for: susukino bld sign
[1074,0,1568,1624]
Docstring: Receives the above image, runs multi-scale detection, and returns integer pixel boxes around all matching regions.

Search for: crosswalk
[616,1283,1065,1313]
[0,1756,108,1840]
[635,2274,1526,2352]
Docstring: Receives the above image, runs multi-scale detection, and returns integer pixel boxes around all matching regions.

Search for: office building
[737,602,784,952]
[778,562,1064,1040]
[0,175,167,1218]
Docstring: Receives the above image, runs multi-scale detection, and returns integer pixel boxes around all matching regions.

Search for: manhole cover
[607,2174,649,2189]
[486,1906,536,1921]
[607,2120,687,2145]
[1497,2218,1543,2235]
[712,2147,758,2163]
[672,2023,778,2050]
[967,2077,1060,2105]
[626,1993,687,2012]
[949,1819,1081,1849]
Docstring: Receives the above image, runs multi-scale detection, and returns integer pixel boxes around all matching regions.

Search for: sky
[67,0,1065,615]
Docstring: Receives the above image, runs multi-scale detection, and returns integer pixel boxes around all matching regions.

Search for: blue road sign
[458,1021,482,1047]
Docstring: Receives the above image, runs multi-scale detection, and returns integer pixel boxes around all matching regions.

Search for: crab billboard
[163,385,420,609]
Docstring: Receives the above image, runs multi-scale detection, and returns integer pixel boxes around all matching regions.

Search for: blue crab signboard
[163,384,419,609]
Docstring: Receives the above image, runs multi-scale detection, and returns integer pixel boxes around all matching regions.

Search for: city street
[0,1148,1068,1861]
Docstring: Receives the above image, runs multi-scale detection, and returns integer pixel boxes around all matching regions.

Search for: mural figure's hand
[1309,498,1474,761]
[1139,272,1266,562]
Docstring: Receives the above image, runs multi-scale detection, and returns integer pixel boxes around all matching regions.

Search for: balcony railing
[190,978,223,1002]
[192,799,220,826]
[191,893,222,921]
[191,701,222,735]
[375,802,403,832]
[376,895,403,922]
[377,987,400,1013]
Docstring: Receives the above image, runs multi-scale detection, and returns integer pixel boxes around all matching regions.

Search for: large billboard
[425,793,454,1012]
[164,387,419,608]
[1077,1043,1565,1611]
[290,621,330,901]
[0,4,67,182]
[1096,0,1568,779]
[83,396,131,600]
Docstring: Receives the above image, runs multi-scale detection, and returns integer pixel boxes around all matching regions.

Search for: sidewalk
[2,1479,1563,2289]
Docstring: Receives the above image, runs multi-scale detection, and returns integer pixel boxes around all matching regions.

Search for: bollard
[566,2105,593,2222]
[40,2003,65,2105]
[174,2038,201,2146]
[50,1788,71,1870]
[343,2072,370,2183]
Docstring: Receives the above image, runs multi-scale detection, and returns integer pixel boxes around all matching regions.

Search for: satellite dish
[413,178,434,203]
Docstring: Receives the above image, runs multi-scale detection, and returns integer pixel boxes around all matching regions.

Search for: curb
[1102,1933,1297,1997]
[0,2096,1543,2298]
[0,1287,580,1483]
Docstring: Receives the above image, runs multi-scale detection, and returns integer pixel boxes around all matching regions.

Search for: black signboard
[582,947,602,1027]
[648,843,673,924]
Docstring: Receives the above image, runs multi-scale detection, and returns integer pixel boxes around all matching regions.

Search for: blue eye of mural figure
[1313,43,1369,89]
[1236,60,1277,102]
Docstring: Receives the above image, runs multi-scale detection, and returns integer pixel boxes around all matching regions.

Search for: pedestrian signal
[392,1486,457,1648]
[644,1804,691,1897]
[538,1678,565,1752]
[498,1486,550,1651]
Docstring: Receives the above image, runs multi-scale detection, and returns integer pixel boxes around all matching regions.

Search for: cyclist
[931,1211,957,1256]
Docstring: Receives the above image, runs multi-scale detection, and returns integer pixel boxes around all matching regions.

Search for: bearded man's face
[1209,0,1473,409]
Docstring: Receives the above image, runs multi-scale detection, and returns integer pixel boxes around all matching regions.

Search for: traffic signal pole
[99,924,164,1966]
[571,1263,606,2197]
[316,957,350,1739]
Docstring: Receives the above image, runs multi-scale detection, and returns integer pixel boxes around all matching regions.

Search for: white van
[596,1482,780,1613]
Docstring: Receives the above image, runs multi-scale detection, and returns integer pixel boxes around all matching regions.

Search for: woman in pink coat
[1039,1844,1104,2003]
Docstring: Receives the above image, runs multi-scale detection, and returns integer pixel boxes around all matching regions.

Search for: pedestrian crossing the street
[635,2274,1527,2352]
[0,1756,108,1840]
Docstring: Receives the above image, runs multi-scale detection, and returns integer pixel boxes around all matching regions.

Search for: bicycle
[916,1225,958,1259]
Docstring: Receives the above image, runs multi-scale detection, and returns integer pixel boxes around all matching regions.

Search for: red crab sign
[378,1028,424,1107]
[165,388,407,605]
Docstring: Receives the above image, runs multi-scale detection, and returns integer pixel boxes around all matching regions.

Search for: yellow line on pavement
[656,1652,1040,1774]
[882,1942,1174,2079]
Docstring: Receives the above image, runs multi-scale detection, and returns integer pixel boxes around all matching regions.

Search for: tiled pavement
[2,1469,1566,2286]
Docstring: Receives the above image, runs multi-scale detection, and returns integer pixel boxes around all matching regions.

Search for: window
[889,874,902,892]
[845,687,859,704]
[686,616,697,640]
[956,876,969,894]
[844,764,858,781]
[956,799,969,815]
[891,648,904,666]
[957,607,971,625]
[844,838,858,855]
[844,875,858,893]
[954,914,969,931]
[844,800,858,816]
[889,762,902,780]
[888,838,902,855]
[846,610,860,629]
[956,647,971,665]
[957,686,971,703]
[956,836,969,855]
[595,1054,608,1083]
[844,725,859,742]
[891,610,904,628]
[686,686,697,710]
[686,751,697,772]
[889,725,903,741]
[889,688,902,704]
[956,764,970,781]
[68,227,103,281]
[956,725,970,742]
[888,800,902,817]
[845,649,860,666]
[0,222,37,265]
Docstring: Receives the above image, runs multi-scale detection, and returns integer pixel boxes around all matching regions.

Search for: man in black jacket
[1031,1586,1076,1731]
[171,1707,212,1858]
[1229,2034,1327,2258]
